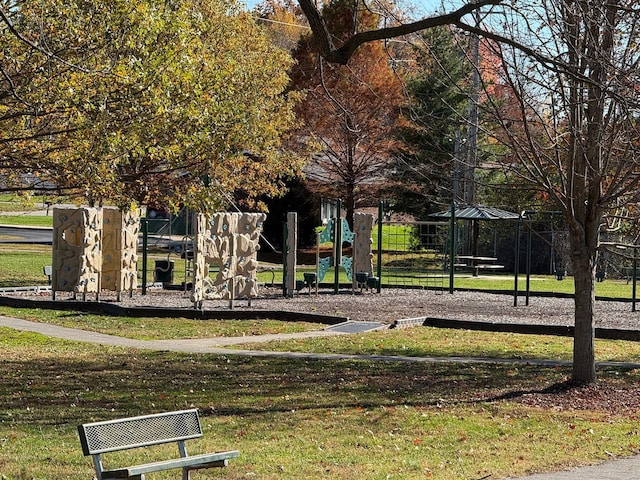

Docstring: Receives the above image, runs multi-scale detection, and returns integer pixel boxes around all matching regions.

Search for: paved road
[0,224,180,250]
[503,456,640,479]
[0,224,52,243]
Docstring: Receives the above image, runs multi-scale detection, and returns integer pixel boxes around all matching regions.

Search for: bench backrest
[78,409,203,456]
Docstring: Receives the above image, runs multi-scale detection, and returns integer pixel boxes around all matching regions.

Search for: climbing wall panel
[102,207,140,294]
[190,212,266,308]
[353,213,374,278]
[52,207,103,296]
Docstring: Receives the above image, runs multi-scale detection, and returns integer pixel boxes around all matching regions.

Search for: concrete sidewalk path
[0,315,345,354]
[2,314,640,479]
[0,314,577,364]
[505,455,640,479]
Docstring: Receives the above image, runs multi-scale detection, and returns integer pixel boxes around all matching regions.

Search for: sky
[242,0,450,20]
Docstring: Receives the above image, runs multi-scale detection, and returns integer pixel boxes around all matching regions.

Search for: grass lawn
[229,325,640,363]
[0,306,322,340]
[2,328,640,480]
[0,214,53,227]
[0,303,638,364]
[0,194,45,213]
[0,244,52,286]
[5,202,640,477]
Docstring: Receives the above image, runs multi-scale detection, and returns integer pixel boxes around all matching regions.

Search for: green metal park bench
[77,409,239,479]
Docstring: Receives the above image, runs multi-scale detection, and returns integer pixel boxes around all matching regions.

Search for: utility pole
[453,131,462,203]
[464,4,480,207]
[460,2,480,255]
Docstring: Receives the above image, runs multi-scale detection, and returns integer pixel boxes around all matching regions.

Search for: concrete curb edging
[0,295,349,325]
[393,316,640,341]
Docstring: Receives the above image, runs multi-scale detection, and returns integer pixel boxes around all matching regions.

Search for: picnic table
[455,256,504,276]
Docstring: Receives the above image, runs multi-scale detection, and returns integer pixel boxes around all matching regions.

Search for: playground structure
[190,212,266,309]
[279,201,497,296]
[312,212,375,294]
[51,207,139,301]
[282,207,375,296]
[285,202,518,295]
[49,200,640,312]
[50,207,265,308]
[50,202,524,305]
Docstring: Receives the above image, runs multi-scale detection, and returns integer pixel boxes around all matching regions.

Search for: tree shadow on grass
[0,345,585,427]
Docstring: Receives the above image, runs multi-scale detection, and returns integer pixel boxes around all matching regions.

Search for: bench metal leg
[182,460,228,479]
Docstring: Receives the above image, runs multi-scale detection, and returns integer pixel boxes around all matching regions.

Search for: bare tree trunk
[468,0,637,385]
[344,183,355,229]
[569,234,597,384]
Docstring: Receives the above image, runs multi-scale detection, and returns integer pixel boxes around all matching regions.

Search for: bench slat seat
[101,451,239,478]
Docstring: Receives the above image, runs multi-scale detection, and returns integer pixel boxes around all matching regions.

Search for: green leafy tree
[0,0,301,212]
[388,26,470,219]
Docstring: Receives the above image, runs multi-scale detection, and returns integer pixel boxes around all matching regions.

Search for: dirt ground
[20,284,640,330]
[119,286,640,327]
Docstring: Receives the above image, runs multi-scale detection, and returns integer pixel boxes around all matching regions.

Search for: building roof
[430,205,520,221]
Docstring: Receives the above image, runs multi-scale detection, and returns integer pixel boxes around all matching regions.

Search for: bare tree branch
[297,0,504,64]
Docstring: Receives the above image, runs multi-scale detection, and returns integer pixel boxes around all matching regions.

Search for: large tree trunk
[571,245,597,383]
[567,200,600,384]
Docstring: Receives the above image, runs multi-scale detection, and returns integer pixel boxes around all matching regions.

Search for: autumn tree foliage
[289,0,403,226]
[255,0,309,52]
[478,61,551,213]
[0,0,301,213]
[389,26,532,219]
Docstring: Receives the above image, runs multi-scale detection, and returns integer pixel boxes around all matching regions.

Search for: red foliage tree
[289,0,403,226]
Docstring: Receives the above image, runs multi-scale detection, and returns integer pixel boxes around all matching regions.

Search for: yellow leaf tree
[0,0,302,212]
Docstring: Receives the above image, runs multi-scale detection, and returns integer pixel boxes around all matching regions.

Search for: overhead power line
[256,17,310,29]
